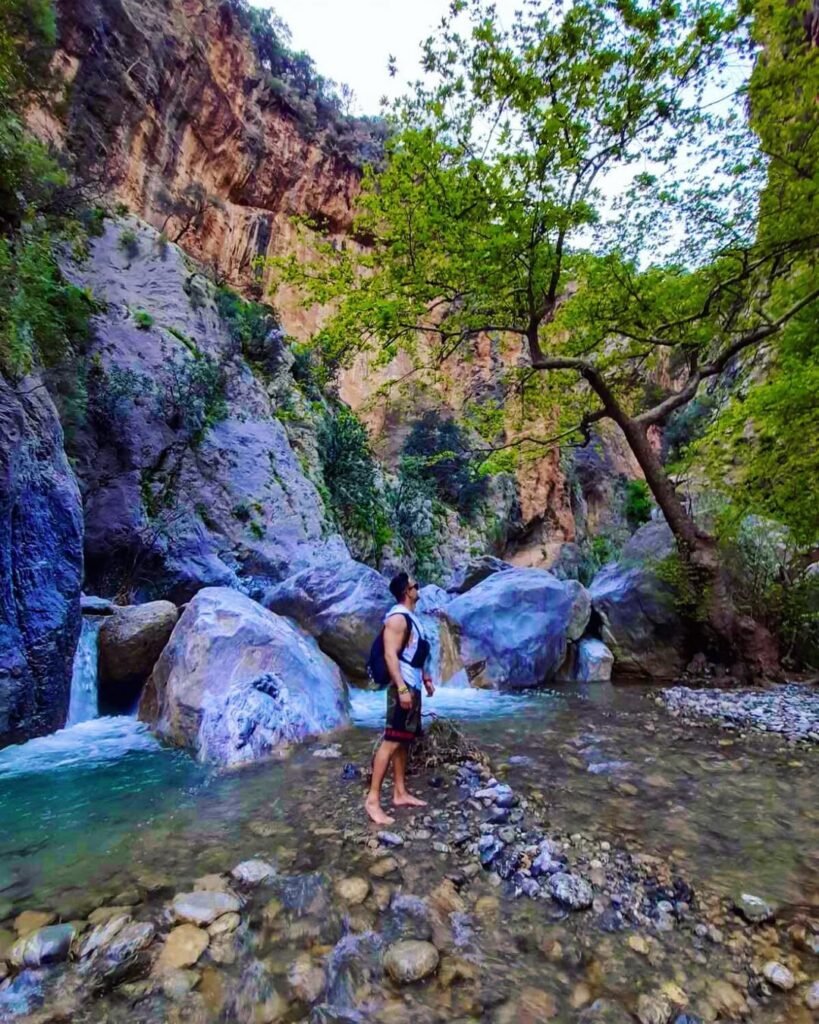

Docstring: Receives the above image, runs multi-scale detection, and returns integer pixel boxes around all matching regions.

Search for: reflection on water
[0,683,816,917]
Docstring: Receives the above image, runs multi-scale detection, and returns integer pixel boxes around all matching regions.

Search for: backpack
[366,612,431,689]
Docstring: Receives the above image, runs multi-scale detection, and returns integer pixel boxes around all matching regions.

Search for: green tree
[277,0,819,681]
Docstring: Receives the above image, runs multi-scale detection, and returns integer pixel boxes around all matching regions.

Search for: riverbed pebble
[659,685,819,743]
[335,877,370,905]
[230,859,275,885]
[733,893,774,924]
[548,872,594,910]
[805,981,819,1010]
[172,890,241,926]
[155,924,209,972]
[761,960,795,990]
[13,911,55,937]
[383,939,439,983]
[9,924,75,968]
[636,992,673,1024]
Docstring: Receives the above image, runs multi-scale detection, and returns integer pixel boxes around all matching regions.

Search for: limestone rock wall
[0,376,84,747]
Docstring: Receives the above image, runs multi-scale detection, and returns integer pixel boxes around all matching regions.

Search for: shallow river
[0,683,816,1022]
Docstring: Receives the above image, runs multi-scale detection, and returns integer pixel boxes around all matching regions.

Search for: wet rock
[761,961,795,990]
[637,993,673,1024]
[231,859,276,885]
[439,569,592,688]
[172,890,241,926]
[706,980,747,1018]
[369,857,399,878]
[13,911,56,937]
[313,743,342,759]
[0,374,83,748]
[155,924,209,972]
[377,831,404,847]
[80,920,156,988]
[334,878,370,905]
[733,892,774,924]
[161,968,201,1000]
[672,1016,704,1024]
[661,685,819,743]
[288,952,326,1003]
[87,904,135,925]
[384,894,433,943]
[559,638,614,683]
[9,924,76,968]
[208,913,240,937]
[139,587,349,766]
[341,763,361,781]
[497,987,558,1022]
[79,912,131,959]
[478,835,504,867]
[383,939,439,984]
[98,601,178,712]
[548,873,593,910]
[264,558,392,681]
[805,981,819,1011]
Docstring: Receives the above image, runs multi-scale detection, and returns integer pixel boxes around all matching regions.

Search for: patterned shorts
[384,685,422,745]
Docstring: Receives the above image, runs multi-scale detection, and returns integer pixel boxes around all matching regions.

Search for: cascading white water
[66,617,103,726]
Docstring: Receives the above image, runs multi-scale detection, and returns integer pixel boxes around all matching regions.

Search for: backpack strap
[386,611,413,661]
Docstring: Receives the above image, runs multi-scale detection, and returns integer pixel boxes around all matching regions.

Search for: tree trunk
[603,404,781,682]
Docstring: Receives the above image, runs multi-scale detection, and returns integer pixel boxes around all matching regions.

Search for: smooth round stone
[805,981,819,1011]
[208,913,240,938]
[87,905,133,926]
[288,952,325,1002]
[383,939,439,983]
[9,924,76,968]
[193,874,232,893]
[377,831,404,848]
[761,961,795,990]
[172,891,240,926]
[733,893,774,924]
[230,860,276,886]
[548,872,593,910]
[14,910,56,936]
[369,857,399,878]
[335,877,370,905]
[155,925,209,972]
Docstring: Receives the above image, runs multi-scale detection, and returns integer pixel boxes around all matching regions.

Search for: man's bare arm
[383,617,412,707]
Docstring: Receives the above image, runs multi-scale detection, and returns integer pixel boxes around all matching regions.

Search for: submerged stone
[155,924,209,972]
[548,873,593,910]
[9,924,76,968]
[231,859,276,885]
[172,890,241,926]
[733,892,774,924]
[383,939,439,983]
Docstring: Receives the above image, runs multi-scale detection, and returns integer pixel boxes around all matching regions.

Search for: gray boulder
[558,638,614,683]
[264,559,392,681]
[445,555,513,594]
[139,587,349,765]
[98,600,179,712]
[590,561,687,682]
[0,375,83,748]
[620,520,675,565]
[439,569,592,689]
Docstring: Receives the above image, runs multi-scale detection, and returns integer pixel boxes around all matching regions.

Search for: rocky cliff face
[0,376,84,746]
[54,0,357,315]
[57,216,346,603]
[48,0,640,574]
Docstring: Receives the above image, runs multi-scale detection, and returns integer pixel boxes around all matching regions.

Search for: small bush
[133,309,154,330]
[403,411,488,520]
[623,479,652,528]
[118,228,139,258]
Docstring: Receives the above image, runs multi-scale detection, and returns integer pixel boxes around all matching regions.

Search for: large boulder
[0,375,83,748]
[264,560,392,681]
[590,561,687,681]
[98,600,179,712]
[558,638,614,683]
[439,569,592,689]
[138,587,349,765]
[445,556,512,594]
[620,520,675,565]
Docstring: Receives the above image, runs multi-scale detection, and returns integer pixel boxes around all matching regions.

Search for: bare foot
[365,798,395,826]
[392,793,428,808]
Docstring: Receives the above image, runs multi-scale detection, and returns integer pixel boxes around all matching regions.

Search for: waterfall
[66,617,103,726]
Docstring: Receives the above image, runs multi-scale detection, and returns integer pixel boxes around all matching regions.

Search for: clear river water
[0,681,816,1022]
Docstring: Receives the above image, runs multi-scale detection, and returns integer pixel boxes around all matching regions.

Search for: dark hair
[389,571,410,601]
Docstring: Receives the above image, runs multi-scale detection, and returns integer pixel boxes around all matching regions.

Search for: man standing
[365,572,435,825]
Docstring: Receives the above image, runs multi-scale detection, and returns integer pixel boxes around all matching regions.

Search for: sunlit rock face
[0,377,83,748]
[139,587,349,766]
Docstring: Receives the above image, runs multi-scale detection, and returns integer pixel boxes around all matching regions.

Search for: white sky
[249,0,519,115]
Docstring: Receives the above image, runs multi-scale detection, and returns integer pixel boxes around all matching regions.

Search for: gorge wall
[47,0,641,570]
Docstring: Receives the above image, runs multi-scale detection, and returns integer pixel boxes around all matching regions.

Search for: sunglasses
[408,582,419,591]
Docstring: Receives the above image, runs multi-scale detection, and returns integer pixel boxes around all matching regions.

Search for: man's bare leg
[365,740,399,824]
[392,744,427,807]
